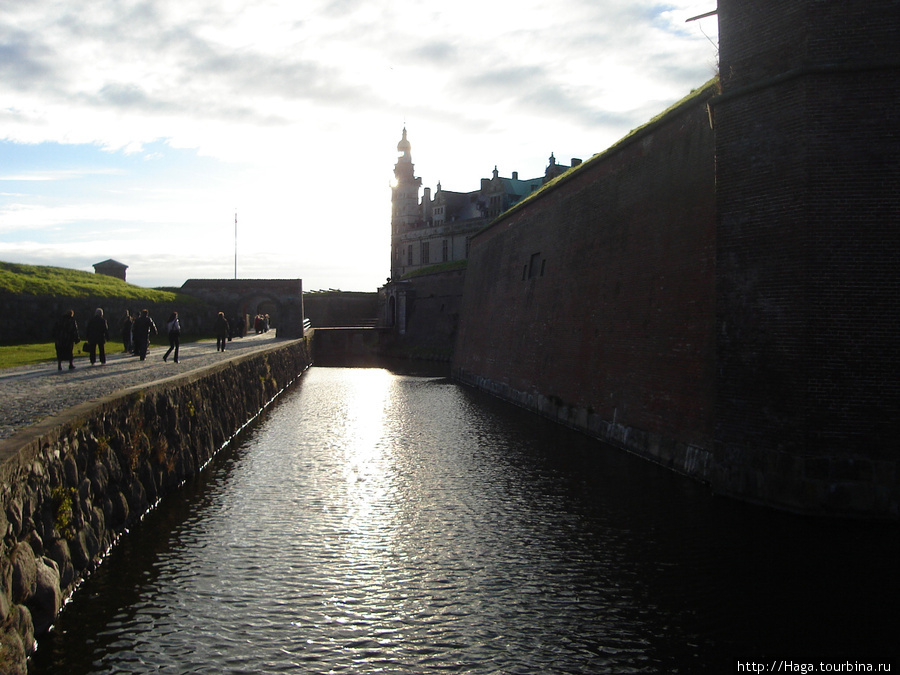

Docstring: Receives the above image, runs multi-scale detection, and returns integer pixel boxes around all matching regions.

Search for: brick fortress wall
[713,0,900,514]
[453,81,718,481]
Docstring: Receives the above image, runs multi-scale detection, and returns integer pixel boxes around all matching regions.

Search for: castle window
[528,252,542,279]
[442,239,449,262]
[421,241,430,264]
[407,245,413,265]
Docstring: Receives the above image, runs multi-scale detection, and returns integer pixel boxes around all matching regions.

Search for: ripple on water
[29,368,900,674]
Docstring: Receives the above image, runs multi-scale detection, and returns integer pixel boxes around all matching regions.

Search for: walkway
[0,332,288,441]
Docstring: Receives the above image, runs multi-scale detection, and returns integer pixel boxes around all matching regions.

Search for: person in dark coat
[86,308,110,365]
[52,310,80,371]
[163,311,181,363]
[215,312,230,351]
[121,310,134,353]
[132,309,157,361]
[231,315,244,338]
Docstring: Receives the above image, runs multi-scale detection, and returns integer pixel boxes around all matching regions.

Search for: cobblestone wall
[0,338,312,672]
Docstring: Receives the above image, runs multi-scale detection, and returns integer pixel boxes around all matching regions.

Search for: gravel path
[0,332,289,441]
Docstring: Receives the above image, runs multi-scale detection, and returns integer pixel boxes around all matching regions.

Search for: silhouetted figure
[216,312,230,351]
[52,310,80,371]
[86,307,110,365]
[132,309,157,361]
[121,310,134,353]
[231,315,245,338]
[163,311,181,363]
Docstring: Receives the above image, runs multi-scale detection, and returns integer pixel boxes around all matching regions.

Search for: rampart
[453,0,899,519]
[0,292,213,345]
[454,81,719,486]
[303,291,378,328]
[0,338,312,671]
[712,0,900,516]
[379,268,465,361]
[180,279,306,338]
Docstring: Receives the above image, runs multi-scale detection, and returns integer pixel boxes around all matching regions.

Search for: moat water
[30,367,897,674]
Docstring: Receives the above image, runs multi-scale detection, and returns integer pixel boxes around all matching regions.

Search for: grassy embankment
[0,261,204,368]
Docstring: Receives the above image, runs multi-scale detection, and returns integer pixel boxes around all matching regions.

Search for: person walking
[52,310,80,371]
[86,308,110,365]
[121,310,134,353]
[163,311,181,363]
[132,309,157,361]
[215,312,231,351]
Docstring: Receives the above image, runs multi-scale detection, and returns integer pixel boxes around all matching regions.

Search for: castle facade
[390,127,578,280]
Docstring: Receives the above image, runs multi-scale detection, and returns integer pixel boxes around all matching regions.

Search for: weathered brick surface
[454,82,718,477]
[714,0,900,514]
[454,0,899,518]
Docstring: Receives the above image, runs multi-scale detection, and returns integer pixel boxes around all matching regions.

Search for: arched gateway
[180,279,306,339]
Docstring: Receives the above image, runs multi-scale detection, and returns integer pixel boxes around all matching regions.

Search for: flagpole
[234,209,238,280]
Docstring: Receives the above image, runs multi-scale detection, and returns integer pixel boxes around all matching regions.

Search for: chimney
[571,158,582,167]
[512,171,519,180]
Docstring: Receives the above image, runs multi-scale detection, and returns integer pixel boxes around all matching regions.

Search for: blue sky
[1,0,718,290]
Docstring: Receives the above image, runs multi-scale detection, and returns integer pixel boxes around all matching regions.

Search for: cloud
[408,41,459,64]
[0,167,124,181]
[0,30,60,90]
[0,0,719,289]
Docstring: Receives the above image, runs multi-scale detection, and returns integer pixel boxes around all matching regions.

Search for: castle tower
[391,127,422,280]
[714,0,900,512]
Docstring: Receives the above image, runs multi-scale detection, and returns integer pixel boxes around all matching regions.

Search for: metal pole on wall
[234,209,237,280]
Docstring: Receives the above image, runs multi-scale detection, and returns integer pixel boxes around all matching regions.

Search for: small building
[93,259,128,281]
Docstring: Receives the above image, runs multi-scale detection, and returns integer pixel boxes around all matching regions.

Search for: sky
[1,0,719,291]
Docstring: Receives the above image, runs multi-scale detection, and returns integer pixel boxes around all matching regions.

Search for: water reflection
[30,367,899,674]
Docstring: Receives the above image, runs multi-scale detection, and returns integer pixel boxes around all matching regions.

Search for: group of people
[253,314,270,334]
[51,307,121,370]
[52,308,255,371]
[117,309,173,361]
[52,308,180,370]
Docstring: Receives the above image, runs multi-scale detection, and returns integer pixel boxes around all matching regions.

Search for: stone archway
[239,295,279,334]
[180,279,305,339]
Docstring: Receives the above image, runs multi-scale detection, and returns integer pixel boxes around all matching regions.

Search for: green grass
[0,341,122,368]
[0,261,200,304]
[401,259,467,279]
[0,335,215,369]
[492,76,721,225]
[0,342,65,368]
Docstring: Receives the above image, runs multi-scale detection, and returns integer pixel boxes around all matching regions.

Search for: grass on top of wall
[400,259,467,279]
[0,261,200,304]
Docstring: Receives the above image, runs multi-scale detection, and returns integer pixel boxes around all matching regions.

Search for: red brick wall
[452,2,899,517]
[714,0,900,514]
[454,82,718,476]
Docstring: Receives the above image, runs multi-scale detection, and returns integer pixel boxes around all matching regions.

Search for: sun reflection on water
[340,367,394,479]
[331,368,401,638]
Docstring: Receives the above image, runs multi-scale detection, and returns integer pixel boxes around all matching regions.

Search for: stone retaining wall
[453,371,713,484]
[0,337,312,672]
